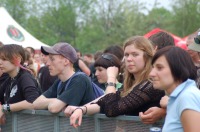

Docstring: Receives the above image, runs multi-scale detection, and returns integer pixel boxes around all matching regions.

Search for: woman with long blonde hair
[64,36,165,128]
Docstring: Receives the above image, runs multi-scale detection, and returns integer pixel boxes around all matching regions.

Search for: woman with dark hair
[64,36,165,128]
[104,45,124,83]
[94,53,122,91]
[0,44,41,124]
[149,46,200,131]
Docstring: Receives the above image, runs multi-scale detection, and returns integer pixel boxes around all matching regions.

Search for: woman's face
[95,66,107,83]
[124,44,145,76]
[0,58,16,75]
[149,55,178,94]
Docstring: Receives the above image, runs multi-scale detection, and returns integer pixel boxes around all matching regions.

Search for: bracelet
[73,107,84,114]
[2,104,11,113]
[7,104,11,112]
[83,106,87,115]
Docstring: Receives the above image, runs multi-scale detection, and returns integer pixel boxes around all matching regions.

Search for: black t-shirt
[0,73,9,86]
[43,73,95,106]
[0,69,41,104]
[37,66,58,92]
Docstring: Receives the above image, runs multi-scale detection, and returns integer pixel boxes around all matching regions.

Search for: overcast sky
[139,0,172,14]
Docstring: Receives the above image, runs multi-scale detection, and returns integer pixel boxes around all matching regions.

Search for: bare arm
[10,100,34,112]
[78,59,91,76]
[65,101,100,128]
[0,101,34,124]
[181,109,200,132]
[64,95,103,116]
[33,95,67,113]
[105,66,119,94]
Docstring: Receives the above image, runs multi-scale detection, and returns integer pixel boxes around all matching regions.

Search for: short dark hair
[149,31,175,50]
[104,45,124,61]
[94,53,121,70]
[152,46,197,82]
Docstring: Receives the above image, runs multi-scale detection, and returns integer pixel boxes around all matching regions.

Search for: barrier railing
[1,110,164,132]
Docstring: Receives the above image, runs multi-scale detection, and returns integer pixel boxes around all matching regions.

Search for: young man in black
[33,42,95,113]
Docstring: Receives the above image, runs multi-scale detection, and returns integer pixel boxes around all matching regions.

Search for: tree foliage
[1,0,200,53]
[171,0,200,37]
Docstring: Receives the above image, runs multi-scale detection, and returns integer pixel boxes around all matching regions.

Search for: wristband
[7,104,11,112]
[73,107,84,114]
[83,106,87,115]
[105,82,116,87]
[2,104,11,113]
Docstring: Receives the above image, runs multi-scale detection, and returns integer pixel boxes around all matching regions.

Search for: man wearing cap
[33,42,95,113]
[188,31,200,89]
[187,31,200,67]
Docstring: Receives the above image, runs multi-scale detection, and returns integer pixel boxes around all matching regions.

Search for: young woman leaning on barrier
[0,44,40,125]
[64,36,165,128]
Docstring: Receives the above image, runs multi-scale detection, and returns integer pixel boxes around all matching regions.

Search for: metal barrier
[1,110,163,132]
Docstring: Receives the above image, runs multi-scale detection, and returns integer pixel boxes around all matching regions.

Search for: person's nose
[126,55,133,62]
[149,68,156,80]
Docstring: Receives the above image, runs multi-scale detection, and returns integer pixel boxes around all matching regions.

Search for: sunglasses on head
[102,54,113,62]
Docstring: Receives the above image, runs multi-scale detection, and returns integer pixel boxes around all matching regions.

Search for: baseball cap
[188,31,200,52]
[41,42,78,63]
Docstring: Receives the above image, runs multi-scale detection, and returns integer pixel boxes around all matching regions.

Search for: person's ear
[153,46,158,54]
[64,58,70,66]
[14,56,22,66]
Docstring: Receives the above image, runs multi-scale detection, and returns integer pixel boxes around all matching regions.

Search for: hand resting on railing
[139,106,166,124]
[65,106,83,128]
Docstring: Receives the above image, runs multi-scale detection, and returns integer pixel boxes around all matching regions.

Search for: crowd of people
[0,30,200,132]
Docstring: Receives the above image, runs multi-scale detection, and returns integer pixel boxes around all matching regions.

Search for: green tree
[76,0,146,53]
[143,7,173,32]
[171,0,200,37]
[0,0,29,27]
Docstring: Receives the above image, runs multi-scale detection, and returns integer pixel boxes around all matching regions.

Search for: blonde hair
[121,36,154,97]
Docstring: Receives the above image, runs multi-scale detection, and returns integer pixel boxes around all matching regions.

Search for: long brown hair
[121,36,154,97]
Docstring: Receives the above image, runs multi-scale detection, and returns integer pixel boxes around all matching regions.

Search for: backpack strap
[57,72,83,97]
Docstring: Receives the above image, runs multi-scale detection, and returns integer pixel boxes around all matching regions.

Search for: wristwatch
[2,104,11,113]
[105,82,116,87]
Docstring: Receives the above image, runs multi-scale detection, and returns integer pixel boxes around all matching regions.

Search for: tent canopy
[144,28,187,50]
[0,7,49,50]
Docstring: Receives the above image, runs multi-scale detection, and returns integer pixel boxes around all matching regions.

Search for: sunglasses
[102,54,113,63]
